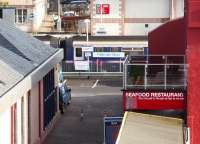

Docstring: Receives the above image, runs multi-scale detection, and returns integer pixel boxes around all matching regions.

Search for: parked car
[59,80,71,114]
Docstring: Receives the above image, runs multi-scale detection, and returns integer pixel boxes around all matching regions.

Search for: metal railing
[123,55,187,90]
[62,60,124,76]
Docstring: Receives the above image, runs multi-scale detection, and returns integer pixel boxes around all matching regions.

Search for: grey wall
[2,8,15,24]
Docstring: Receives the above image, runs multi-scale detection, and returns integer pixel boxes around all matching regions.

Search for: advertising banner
[74,61,89,71]
[122,90,186,110]
[104,117,122,144]
[93,52,125,58]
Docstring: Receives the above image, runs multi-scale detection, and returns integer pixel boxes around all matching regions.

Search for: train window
[112,47,120,52]
[104,47,111,52]
[76,48,82,57]
[95,47,103,52]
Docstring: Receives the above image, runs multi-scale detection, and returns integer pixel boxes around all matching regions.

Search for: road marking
[92,80,99,88]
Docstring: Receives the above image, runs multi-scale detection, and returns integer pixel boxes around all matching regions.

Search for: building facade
[0,19,63,144]
[90,0,184,36]
[0,0,49,32]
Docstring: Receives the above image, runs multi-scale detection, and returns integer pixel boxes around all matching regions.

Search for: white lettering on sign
[93,52,125,58]
[125,92,185,100]
[82,46,93,52]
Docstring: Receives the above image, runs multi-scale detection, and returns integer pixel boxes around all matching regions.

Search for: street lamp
[57,0,62,32]
[84,19,90,74]
[84,19,90,45]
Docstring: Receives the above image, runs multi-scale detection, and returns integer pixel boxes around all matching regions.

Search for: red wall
[187,1,200,143]
[148,18,186,55]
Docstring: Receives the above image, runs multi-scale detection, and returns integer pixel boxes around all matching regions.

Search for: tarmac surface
[43,77,185,144]
[43,77,123,144]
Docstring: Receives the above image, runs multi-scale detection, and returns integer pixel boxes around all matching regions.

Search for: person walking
[80,108,84,121]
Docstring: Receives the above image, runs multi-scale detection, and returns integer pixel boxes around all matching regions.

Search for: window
[145,24,149,28]
[0,9,2,18]
[16,9,27,24]
[112,47,121,52]
[103,47,111,52]
[76,48,82,57]
[94,47,103,52]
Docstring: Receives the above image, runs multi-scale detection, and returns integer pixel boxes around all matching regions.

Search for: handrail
[123,55,187,90]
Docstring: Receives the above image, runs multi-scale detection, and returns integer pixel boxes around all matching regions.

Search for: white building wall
[30,82,40,144]
[33,0,47,32]
[95,23,121,36]
[16,99,22,144]
[23,93,29,144]
[1,0,33,5]
[175,0,184,18]
[125,0,170,18]
[0,108,11,144]
[125,23,162,36]
[91,0,176,36]
[2,8,16,24]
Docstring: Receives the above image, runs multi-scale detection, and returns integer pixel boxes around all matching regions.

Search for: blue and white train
[61,36,148,72]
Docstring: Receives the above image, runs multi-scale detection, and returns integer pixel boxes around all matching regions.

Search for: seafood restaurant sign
[122,90,186,110]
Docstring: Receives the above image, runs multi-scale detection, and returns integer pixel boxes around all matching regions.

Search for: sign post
[82,46,93,73]
[104,117,122,144]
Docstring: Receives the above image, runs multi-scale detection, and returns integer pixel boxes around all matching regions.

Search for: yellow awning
[116,112,183,144]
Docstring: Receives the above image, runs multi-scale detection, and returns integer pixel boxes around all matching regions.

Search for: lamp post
[84,19,90,45]
[84,19,90,74]
[57,0,61,32]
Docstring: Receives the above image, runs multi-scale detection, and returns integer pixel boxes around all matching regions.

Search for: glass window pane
[76,48,82,57]
[18,9,22,15]
[23,9,27,16]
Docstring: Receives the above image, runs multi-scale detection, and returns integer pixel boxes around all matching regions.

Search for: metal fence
[123,55,187,90]
[62,60,124,76]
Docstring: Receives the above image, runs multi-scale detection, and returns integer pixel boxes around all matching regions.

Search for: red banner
[122,90,186,110]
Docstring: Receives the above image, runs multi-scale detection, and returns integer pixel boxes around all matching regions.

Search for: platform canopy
[116,112,183,144]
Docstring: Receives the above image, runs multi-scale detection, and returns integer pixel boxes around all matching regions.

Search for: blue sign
[104,117,122,144]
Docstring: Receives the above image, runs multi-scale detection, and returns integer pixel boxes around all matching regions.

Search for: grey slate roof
[0,20,57,65]
[0,19,59,97]
[0,60,23,96]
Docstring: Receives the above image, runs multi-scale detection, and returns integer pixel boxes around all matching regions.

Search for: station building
[0,19,63,144]
[90,0,184,36]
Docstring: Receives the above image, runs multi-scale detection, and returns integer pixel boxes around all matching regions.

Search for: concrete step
[38,27,52,32]
[38,15,54,32]
[44,15,53,22]
[41,21,54,27]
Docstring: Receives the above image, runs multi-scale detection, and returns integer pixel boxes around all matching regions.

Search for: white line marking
[92,80,99,88]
